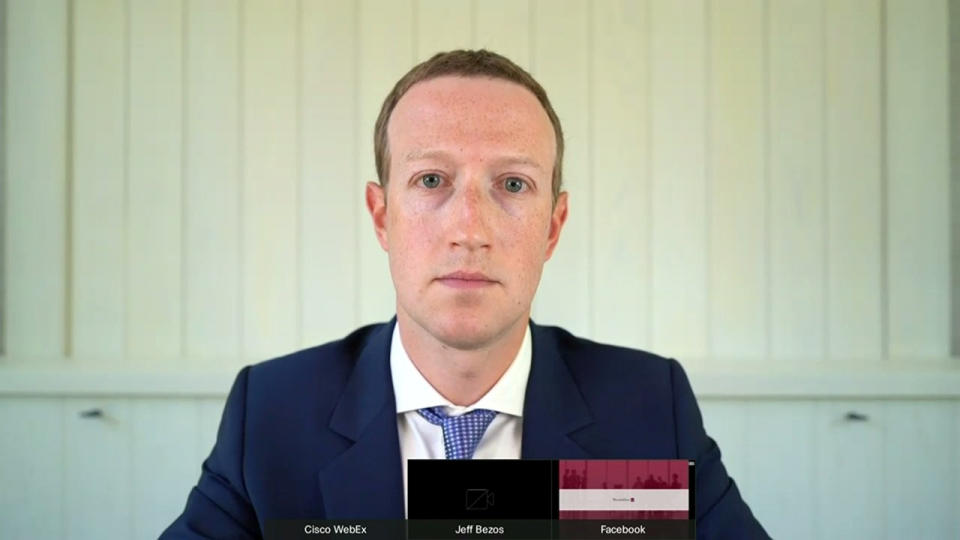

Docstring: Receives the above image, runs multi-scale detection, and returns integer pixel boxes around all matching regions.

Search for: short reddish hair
[373,49,564,201]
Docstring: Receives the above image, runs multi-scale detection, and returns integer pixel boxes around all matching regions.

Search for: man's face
[366,75,568,350]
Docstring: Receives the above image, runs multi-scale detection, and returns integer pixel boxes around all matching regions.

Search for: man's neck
[396,310,529,407]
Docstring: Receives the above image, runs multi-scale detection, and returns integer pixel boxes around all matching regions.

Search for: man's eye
[420,174,442,188]
[504,177,526,193]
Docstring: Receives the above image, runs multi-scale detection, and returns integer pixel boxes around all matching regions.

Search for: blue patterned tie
[417,407,498,459]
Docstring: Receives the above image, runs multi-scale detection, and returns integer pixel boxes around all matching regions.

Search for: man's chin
[431,325,501,351]
[423,314,522,352]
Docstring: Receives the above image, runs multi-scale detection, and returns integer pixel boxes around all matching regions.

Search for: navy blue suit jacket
[162,319,769,539]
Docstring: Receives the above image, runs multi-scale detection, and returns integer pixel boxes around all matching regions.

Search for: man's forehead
[388,76,556,158]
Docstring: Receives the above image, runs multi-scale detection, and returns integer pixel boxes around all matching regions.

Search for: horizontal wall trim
[0,358,958,398]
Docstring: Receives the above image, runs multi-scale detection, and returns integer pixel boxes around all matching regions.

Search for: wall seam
[821,0,830,361]
[65,0,75,358]
[950,0,960,359]
[646,0,653,349]
[237,0,246,361]
[880,0,890,362]
[763,0,772,362]
[586,1,594,338]
[295,0,303,348]
[180,0,187,360]
[704,0,713,362]
[0,0,6,358]
[122,0,130,363]
[352,0,360,328]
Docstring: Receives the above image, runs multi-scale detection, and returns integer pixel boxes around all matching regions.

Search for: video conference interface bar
[266,459,695,540]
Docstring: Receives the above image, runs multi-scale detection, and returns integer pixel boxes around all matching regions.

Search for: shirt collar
[390,319,532,418]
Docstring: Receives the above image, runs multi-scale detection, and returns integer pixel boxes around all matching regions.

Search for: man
[163,50,769,539]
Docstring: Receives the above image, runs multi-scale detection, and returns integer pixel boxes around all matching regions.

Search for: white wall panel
[649,0,708,362]
[131,399,199,539]
[884,402,955,538]
[768,0,826,360]
[71,0,126,359]
[815,400,885,540]
[415,0,471,61]
[64,398,133,540]
[127,0,183,361]
[357,0,413,324]
[886,0,950,359]
[590,0,650,349]
[744,401,816,540]
[707,0,766,360]
[4,0,67,359]
[241,0,299,359]
[473,0,531,69]
[531,0,590,335]
[825,0,883,361]
[300,0,360,346]
[0,398,64,539]
[184,0,241,362]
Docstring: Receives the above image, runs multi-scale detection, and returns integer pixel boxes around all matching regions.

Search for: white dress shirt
[390,321,532,516]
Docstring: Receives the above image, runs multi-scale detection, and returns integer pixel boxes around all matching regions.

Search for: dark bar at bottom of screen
[264,520,694,540]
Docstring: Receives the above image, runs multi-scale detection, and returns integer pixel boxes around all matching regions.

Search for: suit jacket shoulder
[163,320,770,539]
[529,324,770,540]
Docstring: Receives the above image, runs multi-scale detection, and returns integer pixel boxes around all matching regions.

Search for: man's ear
[365,181,389,251]
[544,191,568,260]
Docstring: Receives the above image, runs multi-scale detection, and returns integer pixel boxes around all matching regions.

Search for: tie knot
[417,407,498,459]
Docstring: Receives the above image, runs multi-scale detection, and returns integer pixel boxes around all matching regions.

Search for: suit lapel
[521,321,595,459]
[317,319,405,519]
[318,318,599,517]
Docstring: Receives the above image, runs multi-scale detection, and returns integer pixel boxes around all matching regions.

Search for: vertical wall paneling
[886,0,951,359]
[415,0,472,61]
[825,0,883,361]
[64,398,133,540]
[0,398,64,539]
[127,0,183,361]
[300,0,360,347]
[131,399,199,538]
[815,400,885,539]
[531,0,590,335]
[767,0,826,360]
[357,0,414,324]
[649,0,708,362]
[743,401,816,539]
[184,0,241,362]
[707,0,766,360]
[473,0,531,69]
[589,1,650,348]
[953,0,960,360]
[4,0,68,359]
[884,402,955,537]
[242,0,299,359]
[0,0,5,355]
[71,0,127,360]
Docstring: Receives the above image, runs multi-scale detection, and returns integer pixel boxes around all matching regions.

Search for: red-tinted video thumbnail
[558,459,690,520]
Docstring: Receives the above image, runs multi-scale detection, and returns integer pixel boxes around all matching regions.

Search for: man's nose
[448,180,493,251]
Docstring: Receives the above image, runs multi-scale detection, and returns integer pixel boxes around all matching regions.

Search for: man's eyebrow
[404,149,545,171]
[492,155,545,171]
[404,149,451,162]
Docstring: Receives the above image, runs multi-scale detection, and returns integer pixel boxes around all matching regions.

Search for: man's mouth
[436,271,498,289]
